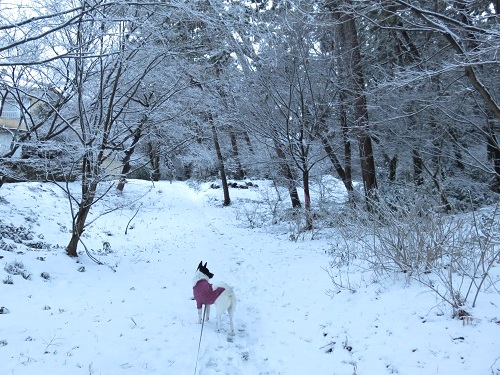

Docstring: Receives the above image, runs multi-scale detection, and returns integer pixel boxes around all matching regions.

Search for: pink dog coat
[193,279,225,309]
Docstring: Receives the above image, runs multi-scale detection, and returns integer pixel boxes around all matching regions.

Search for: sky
[0,178,499,374]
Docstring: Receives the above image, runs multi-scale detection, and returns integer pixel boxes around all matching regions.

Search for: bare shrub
[234,203,269,229]
[370,198,469,275]
[4,260,31,280]
[329,192,500,310]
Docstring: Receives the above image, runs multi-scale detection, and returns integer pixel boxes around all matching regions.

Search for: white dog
[193,261,236,335]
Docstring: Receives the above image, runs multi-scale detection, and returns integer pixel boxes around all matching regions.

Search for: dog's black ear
[198,261,203,269]
[204,262,207,267]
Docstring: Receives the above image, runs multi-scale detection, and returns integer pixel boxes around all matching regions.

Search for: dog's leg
[228,304,235,336]
[216,311,222,332]
[228,314,235,336]
[205,304,210,321]
[227,290,236,336]
[197,308,202,324]
[214,303,222,332]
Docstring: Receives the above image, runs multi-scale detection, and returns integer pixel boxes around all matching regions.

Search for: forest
[1,4,499,373]
[0,0,499,259]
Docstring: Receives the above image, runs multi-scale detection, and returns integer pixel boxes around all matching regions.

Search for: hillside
[1,180,499,375]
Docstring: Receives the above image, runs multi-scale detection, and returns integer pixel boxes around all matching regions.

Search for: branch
[394,0,500,118]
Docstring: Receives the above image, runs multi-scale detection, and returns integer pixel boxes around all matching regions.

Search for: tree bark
[334,8,378,207]
[66,153,98,257]
[66,199,93,257]
[340,91,354,200]
[117,117,145,191]
[212,123,230,206]
[229,126,245,180]
[320,135,353,192]
[146,141,161,181]
[487,116,500,192]
[273,137,301,208]
[243,130,254,153]
[412,150,424,186]
[302,168,313,230]
[384,154,398,181]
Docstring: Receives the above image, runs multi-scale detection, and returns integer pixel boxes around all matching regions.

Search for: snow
[0,179,499,375]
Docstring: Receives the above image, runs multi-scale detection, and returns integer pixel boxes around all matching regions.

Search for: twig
[125,206,140,235]
[79,238,103,265]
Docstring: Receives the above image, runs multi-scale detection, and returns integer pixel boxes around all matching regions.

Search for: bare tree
[328,3,378,209]
[53,3,167,257]
[0,64,76,186]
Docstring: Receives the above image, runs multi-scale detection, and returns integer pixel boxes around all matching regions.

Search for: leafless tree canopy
[0,0,498,254]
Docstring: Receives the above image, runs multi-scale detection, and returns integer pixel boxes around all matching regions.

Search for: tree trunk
[273,137,301,208]
[486,109,500,192]
[487,121,500,192]
[146,141,160,181]
[431,166,452,212]
[66,201,92,257]
[385,154,398,181]
[243,130,254,153]
[333,7,378,208]
[302,168,313,230]
[343,16,378,200]
[419,151,452,211]
[229,127,245,180]
[117,119,145,191]
[340,91,354,201]
[413,150,424,186]
[66,166,98,257]
[321,135,354,193]
[212,123,230,206]
[150,156,161,181]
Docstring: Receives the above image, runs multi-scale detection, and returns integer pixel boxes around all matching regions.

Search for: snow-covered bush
[4,260,31,280]
[234,203,269,229]
[0,240,16,252]
[371,198,467,275]
[0,223,34,244]
[329,195,500,311]
[234,182,286,228]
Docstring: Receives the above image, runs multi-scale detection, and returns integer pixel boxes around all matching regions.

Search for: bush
[0,158,77,182]
[328,193,500,311]
[4,260,31,280]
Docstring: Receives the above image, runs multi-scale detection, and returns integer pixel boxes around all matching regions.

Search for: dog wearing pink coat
[193,261,236,335]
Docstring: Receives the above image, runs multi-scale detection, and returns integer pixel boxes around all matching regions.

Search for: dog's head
[197,261,214,279]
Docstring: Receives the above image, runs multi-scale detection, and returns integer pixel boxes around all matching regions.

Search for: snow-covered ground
[0,179,499,375]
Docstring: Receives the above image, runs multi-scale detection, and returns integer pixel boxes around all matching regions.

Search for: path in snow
[2,181,498,375]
